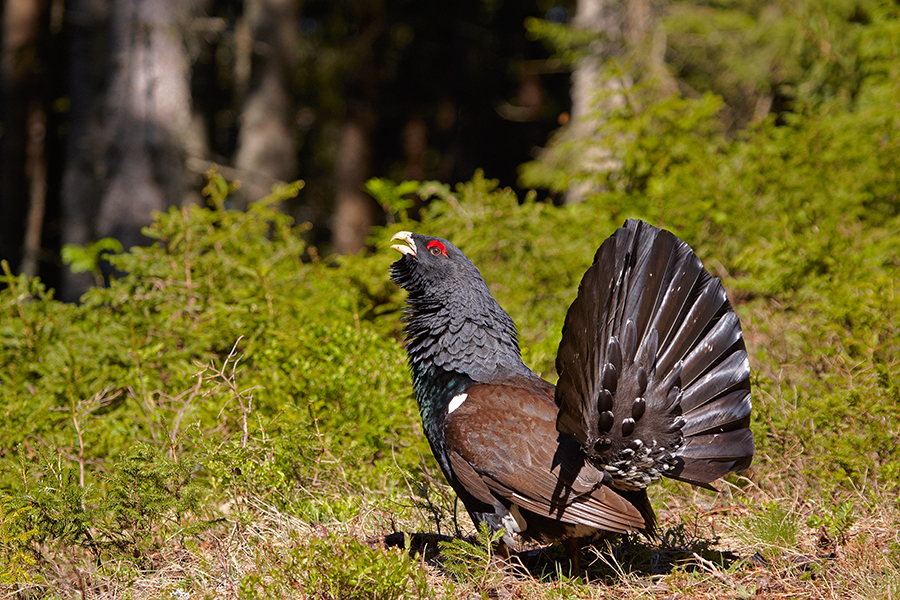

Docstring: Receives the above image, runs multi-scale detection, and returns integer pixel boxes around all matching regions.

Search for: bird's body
[390,220,753,558]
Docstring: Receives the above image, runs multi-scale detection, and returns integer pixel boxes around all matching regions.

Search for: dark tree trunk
[402,116,427,182]
[233,0,300,207]
[330,3,381,255]
[60,0,201,299]
[332,118,374,255]
[1,0,48,275]
[59,0,109,299]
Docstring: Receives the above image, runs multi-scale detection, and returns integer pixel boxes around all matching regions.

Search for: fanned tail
[554,219,753,491]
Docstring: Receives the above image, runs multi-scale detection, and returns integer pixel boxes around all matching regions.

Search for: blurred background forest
[3,0,895,301]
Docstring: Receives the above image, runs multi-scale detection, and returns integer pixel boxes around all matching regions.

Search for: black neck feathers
[409,362,475,475]
[402,299,531,383]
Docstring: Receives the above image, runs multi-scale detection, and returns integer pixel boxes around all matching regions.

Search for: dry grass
[7,479,899,599]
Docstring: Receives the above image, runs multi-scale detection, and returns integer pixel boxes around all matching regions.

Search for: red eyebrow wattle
[427,240,448,257]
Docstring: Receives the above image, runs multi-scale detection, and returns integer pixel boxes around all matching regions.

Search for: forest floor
[14,473,897,599]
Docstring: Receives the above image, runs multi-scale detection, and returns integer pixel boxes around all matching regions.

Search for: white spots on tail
[448,393,468,413]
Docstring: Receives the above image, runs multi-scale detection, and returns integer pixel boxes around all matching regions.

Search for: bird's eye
[427,241,447,257]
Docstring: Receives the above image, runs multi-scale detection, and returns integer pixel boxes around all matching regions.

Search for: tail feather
[656,282,727,377]
[680,352,750,413]
[619,227,675,348]
[645,245,707,361]
[554,219,753,491]
[679,312,743,386]
[680,389,752,437]
[673,429,755,485]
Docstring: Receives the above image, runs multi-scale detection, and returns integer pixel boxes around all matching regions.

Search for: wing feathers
[510,490,644,533]
[446,381,650,537]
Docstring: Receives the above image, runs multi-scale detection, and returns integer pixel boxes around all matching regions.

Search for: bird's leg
[562,537,581,576]
[493,539,511,560]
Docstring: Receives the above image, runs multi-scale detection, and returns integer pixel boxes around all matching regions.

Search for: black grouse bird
[390,219,753,563]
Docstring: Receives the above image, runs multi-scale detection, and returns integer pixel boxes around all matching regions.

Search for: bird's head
[389,230,531,384]
[389,231,485,297]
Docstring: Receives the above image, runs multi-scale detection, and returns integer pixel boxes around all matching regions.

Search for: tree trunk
[1,0,47,275]
[564,0,627,204]
[96,0,196,247]
[59,0,109,300]
[59,0,201,299]
[332,118,374,255]
[564,0,667,204]
[234,0,300,206]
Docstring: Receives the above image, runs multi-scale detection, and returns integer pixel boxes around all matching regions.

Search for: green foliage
[739,502,800,559]
[401,465,459,538]
[0,175,426,587]
[22,450,94,551]
[438,523,506,591]
[16,443,205,572]
[521,88,727,204]
[0,495,39,585]
[240,535,433,600]
[524,16,599,64]
[105,445,205,555]
[61,237,125,286]
[665,0,900,111]
[366,178,421,223]
[806,501,856,544]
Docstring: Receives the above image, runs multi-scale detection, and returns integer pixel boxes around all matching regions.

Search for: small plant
[739,501,799,560]
[61,237,124,286]
[401,461,460,537]
[241,534,433,600]
[0,495,39,585]
[807,500,856,545]
[104,444,206,562]
[23,449,96,556]
[365,178,420,223]
[439,523,507,592]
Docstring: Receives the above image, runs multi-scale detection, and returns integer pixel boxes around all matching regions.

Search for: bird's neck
[402,295,533,384]
[409,361,475,476]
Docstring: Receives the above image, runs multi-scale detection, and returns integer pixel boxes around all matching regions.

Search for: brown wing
[445,379,648,534]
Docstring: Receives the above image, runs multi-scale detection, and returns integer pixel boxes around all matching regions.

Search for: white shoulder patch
[448,393,468,413]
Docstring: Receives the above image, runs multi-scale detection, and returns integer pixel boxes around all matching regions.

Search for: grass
[2,103,900,597]
[8,482,900,598]
[2,264,898,597]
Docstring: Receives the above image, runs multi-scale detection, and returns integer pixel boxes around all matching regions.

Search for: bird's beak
[390,231,417,258]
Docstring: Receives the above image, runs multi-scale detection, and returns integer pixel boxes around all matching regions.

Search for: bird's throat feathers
[401,288,532,386]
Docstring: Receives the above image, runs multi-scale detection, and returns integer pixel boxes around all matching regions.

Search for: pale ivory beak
[390,231,416,257]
